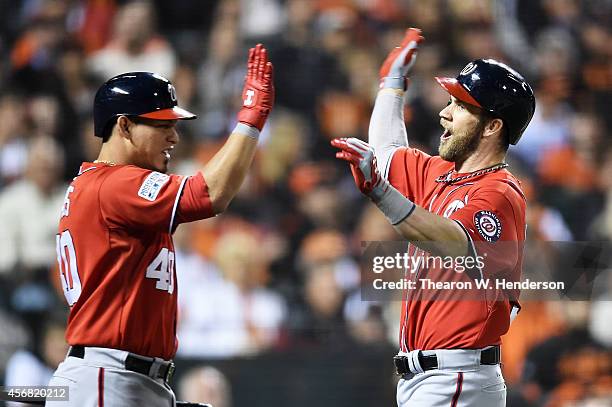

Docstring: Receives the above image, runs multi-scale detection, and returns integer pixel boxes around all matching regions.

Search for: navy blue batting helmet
[435,59,535,145]
[93,72,196,138]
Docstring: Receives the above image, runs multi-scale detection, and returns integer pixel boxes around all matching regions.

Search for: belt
[68,346,175,383]
[394,345,500,375]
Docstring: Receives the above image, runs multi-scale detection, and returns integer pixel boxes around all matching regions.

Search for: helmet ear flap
[100,118,116,142]
[99,116,128,142]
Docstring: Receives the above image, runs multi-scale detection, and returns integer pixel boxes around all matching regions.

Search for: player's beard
[438,119,486,163]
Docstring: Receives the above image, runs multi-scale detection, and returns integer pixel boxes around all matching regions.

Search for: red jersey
[56,162,213,359]
[388,148,526,352]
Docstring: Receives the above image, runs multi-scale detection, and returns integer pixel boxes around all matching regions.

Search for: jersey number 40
[146,248,175,294]
[56,230,176,306]
[56,230,82,306]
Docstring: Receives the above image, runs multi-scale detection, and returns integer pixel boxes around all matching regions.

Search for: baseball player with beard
[332,29,535,406]
[47,44,273,406]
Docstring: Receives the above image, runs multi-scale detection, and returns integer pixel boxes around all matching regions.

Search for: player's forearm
[373,183,468,257]
[201,43,273,214]
[393,206,469,257]
[371,27,422,177]
[332,136,468,257]
[368,89,408,178]
[201,124,258,213]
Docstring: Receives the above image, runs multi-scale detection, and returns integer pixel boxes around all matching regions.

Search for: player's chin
[149,158,169,173]
[158,162,169,173]
[438,140,453,161]
[439,141,463,162]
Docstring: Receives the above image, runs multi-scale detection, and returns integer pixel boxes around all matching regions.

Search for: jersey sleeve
[100,167,212,233]
[174,171,214,226]
[387,147,451,205]
[449,183,526,278]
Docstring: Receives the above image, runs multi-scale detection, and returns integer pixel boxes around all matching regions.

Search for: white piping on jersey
[75,166,98,179]
[400,311,408,352]
[400,243,428,352]
[169,176,189,234]
[382,147,400,180]
[428,194,438,212]
[432,183,474,216]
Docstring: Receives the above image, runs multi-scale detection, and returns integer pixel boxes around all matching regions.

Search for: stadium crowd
[0,0,610,406]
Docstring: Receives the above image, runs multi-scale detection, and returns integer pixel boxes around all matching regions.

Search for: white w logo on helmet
[168,84,177,102]
[460,62,477,76]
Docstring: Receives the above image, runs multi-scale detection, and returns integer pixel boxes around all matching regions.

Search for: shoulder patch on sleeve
[474,210,502,242]
[138,172,170,201]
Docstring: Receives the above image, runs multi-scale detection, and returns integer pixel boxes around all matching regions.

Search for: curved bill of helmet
[138,106,197,120]
[435,77,482,109]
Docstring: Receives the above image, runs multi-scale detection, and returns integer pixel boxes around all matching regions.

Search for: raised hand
[331,137,386,201]
[332,137,416,225]
[237,44,275,131]
[379,28,424,90]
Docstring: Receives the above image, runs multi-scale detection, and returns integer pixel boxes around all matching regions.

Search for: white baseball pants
[396,348,506,407]
[46,347,175,406]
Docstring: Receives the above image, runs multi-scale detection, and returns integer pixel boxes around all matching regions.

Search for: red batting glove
[331,137,385,199]
[379,28,424,90]
[237,44,275,131]
[331,137,416,225]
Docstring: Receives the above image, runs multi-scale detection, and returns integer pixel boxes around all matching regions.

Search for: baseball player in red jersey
[332,29,535,406]
[48,44,273,406]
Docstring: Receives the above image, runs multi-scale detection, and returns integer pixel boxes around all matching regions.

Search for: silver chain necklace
[93,159,116,166]
[435,163,509,184]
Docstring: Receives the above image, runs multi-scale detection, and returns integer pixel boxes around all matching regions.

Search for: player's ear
[116,116,133,139]
[483,117,503,139]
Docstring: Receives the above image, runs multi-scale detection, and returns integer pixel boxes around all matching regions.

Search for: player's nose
[439,103,452,122]
[167,127,179,144]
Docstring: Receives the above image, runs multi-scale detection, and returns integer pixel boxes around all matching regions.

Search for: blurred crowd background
[0,0,611,406]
